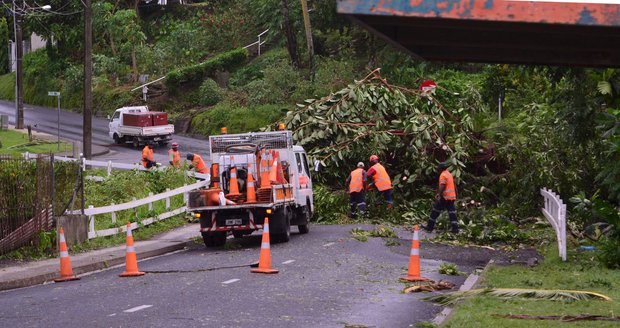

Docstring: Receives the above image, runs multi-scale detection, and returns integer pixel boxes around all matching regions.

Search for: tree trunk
[281,0,299,68]
[131,47,138,82]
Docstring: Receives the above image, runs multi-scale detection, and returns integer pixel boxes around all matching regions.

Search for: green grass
[445,245,620,327]
[0,129,72,155]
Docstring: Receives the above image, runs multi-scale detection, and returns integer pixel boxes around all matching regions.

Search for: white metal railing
[71,179,209,239]
[540,188,567,261]
[21,153,209,180]
[243,29,269,56]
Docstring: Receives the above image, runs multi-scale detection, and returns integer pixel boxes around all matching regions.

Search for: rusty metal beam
[338,0,620,27]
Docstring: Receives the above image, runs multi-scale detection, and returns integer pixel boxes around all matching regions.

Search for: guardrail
[22,153,210,239]
[244,29,269,56]
[70,179,209,239]
[540,188,567,261]
[21,152,210,180]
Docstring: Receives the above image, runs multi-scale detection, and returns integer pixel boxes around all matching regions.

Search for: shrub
[191,102,285,136]
[198,79,223,106]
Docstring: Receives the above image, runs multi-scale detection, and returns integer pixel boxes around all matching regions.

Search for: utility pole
[300,0,315,81]
[14,1,24,129]
[83,0,93,159]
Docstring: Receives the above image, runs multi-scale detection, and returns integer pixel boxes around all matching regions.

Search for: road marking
[108,313,116,317]
[323,242,335,247]
[124,305,153,313]
[222,279,240,284]
[282,260,295,264]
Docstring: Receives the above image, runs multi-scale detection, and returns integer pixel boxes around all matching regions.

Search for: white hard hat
[357,162,365,168]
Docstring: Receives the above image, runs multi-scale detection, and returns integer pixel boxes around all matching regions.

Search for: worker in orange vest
[345,162,368,218]
[168,142,181,168]
[423,162,459,234]
[186,153,208,174]
[367,155,393,208]
[142,142,155,169]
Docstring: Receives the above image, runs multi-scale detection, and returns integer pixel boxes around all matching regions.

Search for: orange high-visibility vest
[371,163,392,191]
[439,170,457,200]
[142,146,153,168]
[168,149,181,167]
[192,154,208,173]
[349,168,364,193]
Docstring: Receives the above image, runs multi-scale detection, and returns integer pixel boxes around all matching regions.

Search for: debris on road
[492,314,620,322]
[403,280,455,293]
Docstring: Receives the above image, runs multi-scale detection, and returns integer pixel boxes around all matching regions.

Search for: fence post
[107,161,112,176]
[111,203,116,224]
[88,205,95,237]
[148,192,154,211]
[165,188,170,209]
[183,183,188,204]
[560,201,567,261]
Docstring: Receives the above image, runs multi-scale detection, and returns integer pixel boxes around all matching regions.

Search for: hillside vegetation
[0,0,619,266]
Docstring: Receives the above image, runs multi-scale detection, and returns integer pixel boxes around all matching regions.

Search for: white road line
[323,242,335,247]
[108,313,116,317]
[282,260,295,264]
[124,305,153,313]
[222,279,240,284]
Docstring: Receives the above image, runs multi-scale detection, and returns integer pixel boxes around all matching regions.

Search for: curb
[0,240,191,292]
[432,259,494,326]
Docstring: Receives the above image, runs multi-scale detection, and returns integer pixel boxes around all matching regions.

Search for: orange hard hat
[369,155,378,162]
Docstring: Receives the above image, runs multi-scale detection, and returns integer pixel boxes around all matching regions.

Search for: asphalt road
[0,100,208,164]
[0,225,475,328]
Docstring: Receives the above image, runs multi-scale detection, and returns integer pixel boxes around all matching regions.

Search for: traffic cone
[54,227,80,282]
[400,225,429,282]
[251,217,278,274]
[246,163,257,204]
[260,149,271,188]
[269,150,279,183]
[227,156,241,197]
[120,223,145,277]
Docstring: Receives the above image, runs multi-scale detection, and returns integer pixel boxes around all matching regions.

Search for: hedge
[165,48,248,88]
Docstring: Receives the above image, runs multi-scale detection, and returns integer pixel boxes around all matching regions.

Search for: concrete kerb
[432,259,495,326]
[0,233,196,292]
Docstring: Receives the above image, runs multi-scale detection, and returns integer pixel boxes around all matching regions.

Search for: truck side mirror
[314,159,321,172]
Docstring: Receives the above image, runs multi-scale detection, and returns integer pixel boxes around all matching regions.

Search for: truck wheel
[271,207,291,243]
[113,133,122,144]
[202,231,226,247]
[132,137,140,148]
[297,200,311,234]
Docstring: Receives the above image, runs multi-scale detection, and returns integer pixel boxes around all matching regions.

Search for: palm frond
[598,81,613,95]
[423,288,611,306]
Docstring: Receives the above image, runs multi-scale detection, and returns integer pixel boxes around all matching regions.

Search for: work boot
[421,224,434,233]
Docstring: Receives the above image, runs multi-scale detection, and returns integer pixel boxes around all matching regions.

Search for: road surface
[0,225,479,327]
[0,100,207,164]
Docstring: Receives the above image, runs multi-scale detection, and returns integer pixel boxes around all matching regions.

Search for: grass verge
[444,245,620,328]
[0,129,72,155]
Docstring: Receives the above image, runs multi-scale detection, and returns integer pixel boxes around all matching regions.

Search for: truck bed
[118,124,174,136]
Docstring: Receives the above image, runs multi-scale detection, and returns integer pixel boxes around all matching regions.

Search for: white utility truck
[108,106,174,147]
[187,130,314,247]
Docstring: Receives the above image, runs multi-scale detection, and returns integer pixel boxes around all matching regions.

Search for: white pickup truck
[108,106,174,147]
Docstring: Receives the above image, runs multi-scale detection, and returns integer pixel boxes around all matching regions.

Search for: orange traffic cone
[246,162,257,204]
[260,149,271,188]
[269,150,279,183]
[54,227,80,282]
[251,217,278,274]
[227,156,241,197]
[211,163,220,189]
[120,223,145,277]
[400,225,429,282]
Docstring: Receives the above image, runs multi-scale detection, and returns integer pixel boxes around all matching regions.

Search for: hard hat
[186,153,194,161]
[357,162,365,168]
[171,142,178,148]
[369,155,378,162]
